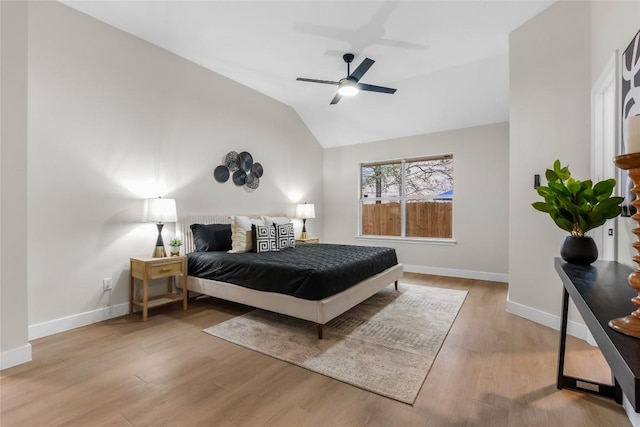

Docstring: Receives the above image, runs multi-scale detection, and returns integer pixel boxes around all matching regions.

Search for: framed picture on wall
[620,29,640,217]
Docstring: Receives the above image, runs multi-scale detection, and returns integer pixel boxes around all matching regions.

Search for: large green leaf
[567,181,581,194]
[594,179,615,197]
[536,186,550,197]
[549,182,570,196]
[553,217,574,233]
[595,197,624,211]
[532,202,552,213]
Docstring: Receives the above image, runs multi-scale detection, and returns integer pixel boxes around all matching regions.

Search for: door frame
[591,51,619,262]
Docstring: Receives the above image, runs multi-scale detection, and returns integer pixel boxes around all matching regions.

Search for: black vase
[560,236,598,265]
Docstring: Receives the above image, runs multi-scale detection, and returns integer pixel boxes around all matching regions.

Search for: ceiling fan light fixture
[338,81,359,97]
[297,54,395,104]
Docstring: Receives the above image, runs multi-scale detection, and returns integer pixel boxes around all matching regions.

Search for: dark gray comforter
[187,243,398,301]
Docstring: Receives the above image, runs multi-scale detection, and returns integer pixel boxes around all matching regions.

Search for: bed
[177,215,404,338]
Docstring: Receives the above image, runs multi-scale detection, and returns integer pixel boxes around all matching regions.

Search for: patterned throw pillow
[275,222,295,249]
[252,224,279,253]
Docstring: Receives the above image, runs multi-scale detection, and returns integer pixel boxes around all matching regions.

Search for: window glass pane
[361,200,401,236]
[405,200,453,238]
[361,163,402,199]
[405,158,453,199]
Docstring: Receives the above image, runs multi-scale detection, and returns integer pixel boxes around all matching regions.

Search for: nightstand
[129,256,188,321]
[295,237,319,244]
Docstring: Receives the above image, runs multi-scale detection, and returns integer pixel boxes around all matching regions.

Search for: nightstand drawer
[149,261,183,278]
[296,237,319,244]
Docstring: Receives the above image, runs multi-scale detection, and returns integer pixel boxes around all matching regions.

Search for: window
[360,154,453,239]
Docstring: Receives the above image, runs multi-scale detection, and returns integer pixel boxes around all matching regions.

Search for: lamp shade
[628,115,640,153]
[296,203,315,219]
[144,197,177,223]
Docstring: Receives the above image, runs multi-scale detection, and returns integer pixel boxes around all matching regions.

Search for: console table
[555,258,640,411]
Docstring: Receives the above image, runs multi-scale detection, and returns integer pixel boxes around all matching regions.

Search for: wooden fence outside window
[362,201,452,238]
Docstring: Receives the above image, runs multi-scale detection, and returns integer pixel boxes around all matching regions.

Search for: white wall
[591,0,640,85]
[25,2,323,334]
[0,0,31,369]
[508,1,640,335]
[323,123,509,281]
[509,0,591,328]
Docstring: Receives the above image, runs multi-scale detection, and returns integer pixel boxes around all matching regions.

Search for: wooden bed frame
[176,215,404,338]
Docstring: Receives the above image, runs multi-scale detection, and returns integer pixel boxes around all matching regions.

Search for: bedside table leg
[142,276,149,321]
[182,258,188,310]
[129,275,134,315]
[182,277,188,310]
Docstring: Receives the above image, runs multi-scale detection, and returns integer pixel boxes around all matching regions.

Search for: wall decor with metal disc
[239,151,253,172]
[224,151,240,171]
[245,173,260,189]
[215,150,264,191]
[214,165,230,183]
[232,169,247,186]
[251,162,263,178]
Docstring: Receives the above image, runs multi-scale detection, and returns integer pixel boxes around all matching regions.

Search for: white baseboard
[1,343,32,370]
[29,302,129,341]
[506,299,590,341]
[624,394,640,427]
[404,264,509,283]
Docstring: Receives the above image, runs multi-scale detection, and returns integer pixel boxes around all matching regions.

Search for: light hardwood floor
[0,273,631,426]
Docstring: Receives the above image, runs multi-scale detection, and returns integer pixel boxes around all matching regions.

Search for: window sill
[355,236,457,246]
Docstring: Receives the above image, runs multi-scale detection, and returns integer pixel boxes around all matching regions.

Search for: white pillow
[261,215,291,226]
[229,216,264,253]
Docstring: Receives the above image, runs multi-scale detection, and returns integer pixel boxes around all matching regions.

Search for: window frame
[358,154,456,244]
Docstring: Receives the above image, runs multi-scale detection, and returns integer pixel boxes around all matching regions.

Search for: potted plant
[532,160,624,265]
[169,238,182,257]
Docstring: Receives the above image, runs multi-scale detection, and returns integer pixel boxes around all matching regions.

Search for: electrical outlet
[103,277,113,291]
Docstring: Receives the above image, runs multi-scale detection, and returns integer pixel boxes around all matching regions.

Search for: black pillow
[190,223,232,252]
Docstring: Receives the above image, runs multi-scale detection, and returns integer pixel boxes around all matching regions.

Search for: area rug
[203,283,467,404]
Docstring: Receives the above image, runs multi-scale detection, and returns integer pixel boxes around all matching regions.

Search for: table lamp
[296,202,315,240]
[144,197,177,258]
[610,115,640,338]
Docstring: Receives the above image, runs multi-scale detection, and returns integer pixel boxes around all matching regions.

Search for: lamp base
[152,245,167,258]
[612,155,640,339]
[152,222,166,258]
[608,313,640,339]
[300,231,308,240]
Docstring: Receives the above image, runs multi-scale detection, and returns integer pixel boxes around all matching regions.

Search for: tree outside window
[360,155,453,238]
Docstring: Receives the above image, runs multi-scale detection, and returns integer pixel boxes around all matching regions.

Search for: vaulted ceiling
[62,1,553,148]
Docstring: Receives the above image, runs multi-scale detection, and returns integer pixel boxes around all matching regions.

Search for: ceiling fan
[296,53,397,105]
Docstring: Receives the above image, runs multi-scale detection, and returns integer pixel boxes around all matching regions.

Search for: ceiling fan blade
[358,83,397,94]
[349,58,375,82]
[330,93,342,105]
[296,77,340,85]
